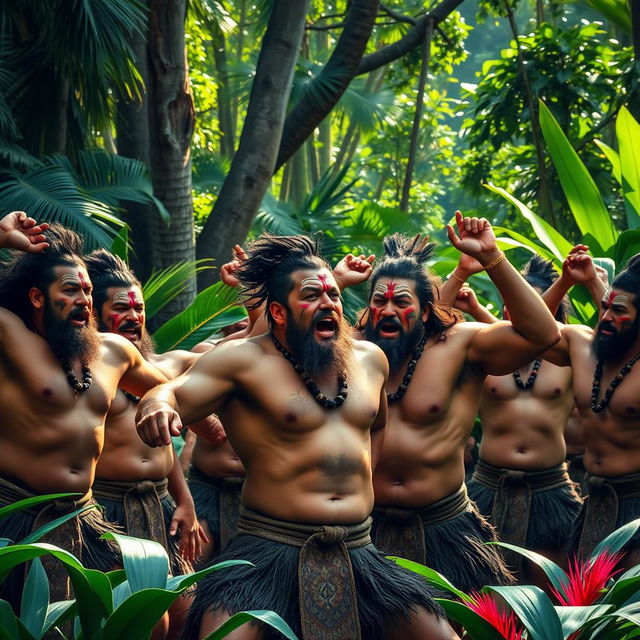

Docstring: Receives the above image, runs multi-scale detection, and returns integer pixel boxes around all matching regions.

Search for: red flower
[468,591,524,640]
[551,550,625,606]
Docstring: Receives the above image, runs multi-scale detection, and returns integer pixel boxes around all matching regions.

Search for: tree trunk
[147,0,196,320]
[275,0,379,171]
[116,6,155,281]
[196,0,311,289]
[400,19,433,212]
[211,24,235,157]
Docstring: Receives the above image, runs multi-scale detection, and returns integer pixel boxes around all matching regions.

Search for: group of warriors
[1,207,640,639]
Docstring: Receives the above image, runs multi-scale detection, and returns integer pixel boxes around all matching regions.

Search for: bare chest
[485,363,571,402]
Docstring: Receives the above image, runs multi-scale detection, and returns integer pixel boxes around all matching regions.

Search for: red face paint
[615,316,631,331]
[402,306,416,329]
[384,282,396,299]
[128,291,137,307]
[299,303,310,309]
[78,272,88,289]
[318,274,330,292]
[606,290,617,307]
[370,306,383,327]
[109,312,125,332]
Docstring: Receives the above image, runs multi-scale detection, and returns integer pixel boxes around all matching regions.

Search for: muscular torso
[94,350,190,482]
[204,337,385,524]
[478,361,574,470]
[567,328,640,476]
[373,324,484,507]
[191,436,244,479]
[0,311,131,493]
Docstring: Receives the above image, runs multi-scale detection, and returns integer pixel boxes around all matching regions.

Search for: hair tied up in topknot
[382,233,435,264]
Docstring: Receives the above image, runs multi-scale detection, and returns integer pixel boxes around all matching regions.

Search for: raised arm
[454,285,498,324]
[446,211,560,374]
[0,211,50,252]
[332,253,375,291]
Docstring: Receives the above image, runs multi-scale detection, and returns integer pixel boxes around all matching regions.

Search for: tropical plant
[0,495,297,640]
[393,519,640,640]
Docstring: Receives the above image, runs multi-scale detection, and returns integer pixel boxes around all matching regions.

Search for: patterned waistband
[473,458,571,492]
[92,477,169,501]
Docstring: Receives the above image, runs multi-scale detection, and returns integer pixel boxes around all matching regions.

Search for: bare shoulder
[561,323,593,343]
[0,307,25,332]
[440,320,484,345]
[195,334,268,375]
[99,332,139,364]
[353,338,389,374]
[152,349,199,378]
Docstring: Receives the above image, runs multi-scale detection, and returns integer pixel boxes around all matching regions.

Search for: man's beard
[364,316,425,371]
[591,317,640,363]
[97,318,155,359]
[285,309,353,379]
[44,298,100,366]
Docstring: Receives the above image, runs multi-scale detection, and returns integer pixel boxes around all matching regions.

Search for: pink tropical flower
[551,550,625,606]
[468,591,524,640]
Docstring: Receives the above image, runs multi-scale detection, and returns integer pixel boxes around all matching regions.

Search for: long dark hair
[611,253,640,312]
[84,249,140,314]
[0,224,85,322]
[521,255,568,323]
[238,232,328,325]
[366,233,461,335]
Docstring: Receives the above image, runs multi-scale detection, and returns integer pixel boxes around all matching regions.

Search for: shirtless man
[444,255,581,577]
[136,233,456,640]
[356,212,560,593]
[84,249,206,577]
[0,212,167,607]
[542,250,640,562]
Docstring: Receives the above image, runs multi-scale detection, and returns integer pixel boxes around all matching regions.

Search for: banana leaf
[538,100,617,250]
[435,599,504,640]
[613,230,640,267]
[153,282,243,353]
[616,106,640,229]
[595,140,621,185]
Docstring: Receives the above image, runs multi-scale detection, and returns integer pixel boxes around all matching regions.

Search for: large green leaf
[0,494,80,521]
[103,532,169,593]
[42,600,77,637]
[488,585,564,640]
[203,610,298,640]
[153,282,243,353]
[603,565,640,606]
[142,260,215,321]
[538,100,617,250]
[435,599,504,640]
[556,605,614,639]
[165,559,254,592]
[595,140,621,185]
[616,106,640,229]
[484,183,573,260]
[20,558,48,638]
[101,588,182,640]
[0,599,33,640]
[614,230,640,268]
[490,542,568,593]
[390,557,472,602]
[493,227,560,263]
[583,0,631,32]
[19,504,94,545]
[591,518,640,563]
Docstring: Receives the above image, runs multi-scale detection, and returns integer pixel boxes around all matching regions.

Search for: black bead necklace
[513,358,542,391]
[591,352,640,413]
[61,360,92,397]
[387,332,429,402]
[122,390,140,403]
[271,333,348,409]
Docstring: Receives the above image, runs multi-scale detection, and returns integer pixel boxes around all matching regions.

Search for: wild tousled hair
[611,253,640,311]
[84,249,141,314]
[521,255,568,323]
[0,223,85,322]
[365,233,461,335]
[237,232,329,326]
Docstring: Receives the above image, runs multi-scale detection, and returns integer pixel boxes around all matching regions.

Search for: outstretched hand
[170,502,209,563]
[446,210,498,260]
[0,211,49,253]
[454,285,481,315]
[220,244,248,288]
[333,253,375,290]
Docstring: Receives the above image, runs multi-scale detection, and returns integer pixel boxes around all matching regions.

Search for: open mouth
[315,317,337,339]
[378,320,401,338]
[69,311,90,327]
[119,325,141,342]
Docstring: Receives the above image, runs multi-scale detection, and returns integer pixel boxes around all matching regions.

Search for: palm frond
[143,260,215,320]
[0,140,41,170]
[254,192,304,236]
[192,154,230,192]
[0,164,123,250]
[335,84,402,134]
[189,0,236,33]
[73,150,170,223]
[153,282,244,352]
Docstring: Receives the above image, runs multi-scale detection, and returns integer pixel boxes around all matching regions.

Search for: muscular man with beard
[444,256,582,580]
[542,251,640,563]
[0,212,167,608]
[356,213,560,594]
[84,250,207,578]
[136,233,456,640]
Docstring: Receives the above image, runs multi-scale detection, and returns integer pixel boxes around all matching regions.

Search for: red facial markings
[384,282,397,299]
[128,291,137,307]
[402,306,416,329]
[109,312,125,332]
[299,303,310,309]
[370,306,383,327]
[606,290,617,307]
[318,274,330,292]
[615,316,631,331]
[78,272,88,289]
